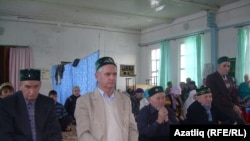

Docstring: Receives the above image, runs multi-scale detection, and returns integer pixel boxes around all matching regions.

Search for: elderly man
[185,87,235,124]
[64,85,81,125]
[0,68,62,141]
[206,56,246,124]
[137,86,179,141]
[75,56,138,141]
[238,74,250,101]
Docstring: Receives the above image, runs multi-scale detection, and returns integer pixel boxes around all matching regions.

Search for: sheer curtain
[9,47,33,91]
[158,41,171,89]
[236,27,250,83]
[51,50,99,104]
[184,35,204,86]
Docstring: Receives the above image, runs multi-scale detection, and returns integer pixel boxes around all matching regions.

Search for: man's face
[95,64,117,89]
[149,92,166,110]
[49,94,57,103]
[135,93,143,100]
[244,75,249,82]
[218,62,230,75]
[20,80,41,101]
[73,88,80,96]
[196,93,212,107]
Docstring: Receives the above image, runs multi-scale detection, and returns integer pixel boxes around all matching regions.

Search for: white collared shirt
[97,88,115,104]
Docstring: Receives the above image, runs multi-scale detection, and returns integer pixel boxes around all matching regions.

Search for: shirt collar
[97,87,115,103]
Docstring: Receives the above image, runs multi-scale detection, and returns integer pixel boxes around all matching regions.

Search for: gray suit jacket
[75,89,138,141]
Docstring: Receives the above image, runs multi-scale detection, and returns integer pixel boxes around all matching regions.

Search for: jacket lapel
[92,89,106,130]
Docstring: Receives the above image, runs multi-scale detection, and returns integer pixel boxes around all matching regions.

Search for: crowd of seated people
[134,72,248,140]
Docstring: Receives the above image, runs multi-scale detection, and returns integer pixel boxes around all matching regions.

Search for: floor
[62,125,78,141]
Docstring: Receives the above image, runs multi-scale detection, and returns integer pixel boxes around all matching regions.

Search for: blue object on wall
[51,50,99,104]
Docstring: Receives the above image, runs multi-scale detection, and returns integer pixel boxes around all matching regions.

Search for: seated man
[185,87,235,124]
[48,90,73,131]
[130,88,144,121]
[137,86,179,141]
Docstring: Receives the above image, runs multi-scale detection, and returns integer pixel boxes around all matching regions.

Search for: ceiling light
[150,0,165,11]
[150,0,160,8]
[155,5,165,11]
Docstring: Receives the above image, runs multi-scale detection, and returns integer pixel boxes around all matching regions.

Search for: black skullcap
[148,86,164,97]
[48,90,58,95]
[20,69,41,81]
[217,56,230,64]
[196,87,211,96]
[95,56,116,71]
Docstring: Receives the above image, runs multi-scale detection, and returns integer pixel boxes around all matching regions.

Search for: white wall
[217,0,250,58]
[139,0,250,87]
[0,17,141,94]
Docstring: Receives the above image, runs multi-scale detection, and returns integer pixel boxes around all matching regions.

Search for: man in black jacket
[0,68,62,141]
[206,56,245,124]
[64,85,81,125]
[137,86,179,141]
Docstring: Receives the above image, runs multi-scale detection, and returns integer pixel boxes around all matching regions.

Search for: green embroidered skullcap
[167,81,172,86]
[20,69,41,81]
[196,87,211,96]
[217,56,230,64]
[148,86,164,97]
[95,56,116,71]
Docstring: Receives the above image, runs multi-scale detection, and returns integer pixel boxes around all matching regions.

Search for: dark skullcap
[167,81,172,86]
[196,87,211,96]
[189,81,196,85]
[148,86,164,97]
[20,69,41,81]
[135,88,144,93]
[48,90,58,95]
[95,56,116,71]
[217,56,230,64]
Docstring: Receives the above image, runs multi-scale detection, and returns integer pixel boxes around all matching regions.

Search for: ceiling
[0,0,241,31]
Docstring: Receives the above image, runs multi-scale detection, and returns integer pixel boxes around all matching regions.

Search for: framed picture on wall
[120,64,135,77]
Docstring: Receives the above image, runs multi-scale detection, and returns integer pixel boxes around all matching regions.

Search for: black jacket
[0,91,62,141]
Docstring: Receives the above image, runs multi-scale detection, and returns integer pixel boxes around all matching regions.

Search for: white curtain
[9,47,33,91]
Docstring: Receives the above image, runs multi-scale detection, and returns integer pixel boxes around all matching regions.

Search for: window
[247,29,250,74]
[151,48,160,85]
[180,43,186,82]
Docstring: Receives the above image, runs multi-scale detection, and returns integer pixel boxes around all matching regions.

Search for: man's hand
[233,105,242,116]
[156,107,168,124]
